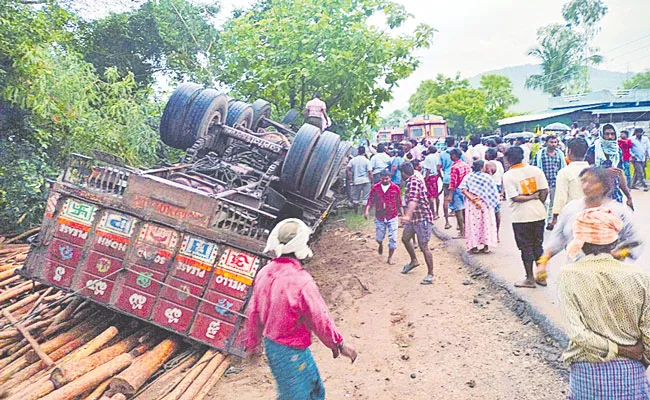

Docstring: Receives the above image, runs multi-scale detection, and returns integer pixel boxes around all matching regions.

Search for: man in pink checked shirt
[244,218,357,400]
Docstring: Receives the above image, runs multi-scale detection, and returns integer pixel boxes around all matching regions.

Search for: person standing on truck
[346,146,373,213]
[304,92,330,131]
[245,218,357,400]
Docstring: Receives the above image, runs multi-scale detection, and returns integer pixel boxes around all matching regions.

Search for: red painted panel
[83,251,123,280]
[229,327,247,354]
[53,219,92,247]
[169,258,212,287]
[90,231,130,259]
[76,272,115,304]
[151,299,193,334]
[47,238,83,268]
[208,269,252,300]
[42,258,75,288]
[122,264,165,296]
[132,244,174,273]
[198,291,244,324]
[160,278,204,310]
[189,313,235,349]
[114,286,156,319]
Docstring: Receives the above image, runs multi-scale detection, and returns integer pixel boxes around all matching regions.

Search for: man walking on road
[630,127,650,191]
[399,162,435,285]
[532,135,566,231]
[245,219,356,400]
[551,138,589,226]
[370,143,392,184]
[446,148,471,239]
[346,146,373,213]
[364,170,402,265]
[502,147,549,289]
[304,92,330,131]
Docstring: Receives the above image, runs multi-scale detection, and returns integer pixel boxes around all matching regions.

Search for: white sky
[219,0,650,111]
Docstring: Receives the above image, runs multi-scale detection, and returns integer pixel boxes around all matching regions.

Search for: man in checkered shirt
[399,162,435,285]
[532,135,566,231]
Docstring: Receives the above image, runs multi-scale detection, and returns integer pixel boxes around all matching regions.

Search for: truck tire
[180,89,228,149]
[160,83,203,149]
[281,109,299,126]
[251,99,271,132]
[225,101,254,130]
[299,131,340,199]
[320,141,352,198]
[280,124,321,193]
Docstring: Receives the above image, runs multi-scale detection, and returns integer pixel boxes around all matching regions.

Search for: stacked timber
[0,233,233,400]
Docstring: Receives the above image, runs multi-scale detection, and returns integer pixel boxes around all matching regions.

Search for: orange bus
[377,127,405,144]
[405,115,448,141]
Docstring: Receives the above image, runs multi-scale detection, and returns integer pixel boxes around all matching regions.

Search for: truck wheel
[180,89,228,149]
[299,131,341,199]
[160,83,203,149]
[251,99,272,132]
[281,109,299,126]
[225,101,254,130]
[280,124,321,193]
[320,141,352,198]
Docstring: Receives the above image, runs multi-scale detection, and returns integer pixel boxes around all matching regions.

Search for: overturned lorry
[21,83,351,357]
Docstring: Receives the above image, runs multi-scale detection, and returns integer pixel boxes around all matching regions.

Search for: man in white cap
[244,218,357,400]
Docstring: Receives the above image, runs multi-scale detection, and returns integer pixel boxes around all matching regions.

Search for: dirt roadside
[210,218,568,399]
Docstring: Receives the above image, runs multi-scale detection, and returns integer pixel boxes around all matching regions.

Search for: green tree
[525,24,601,97]
[0,1,166,233]
[379,109,409,128]
[217,0,435,135]
[623,71,650,89]
[408,73,468,116]
[562,0,608,41]
[425,88,490,136]
[82,0,220,86]
[479,74,518,110]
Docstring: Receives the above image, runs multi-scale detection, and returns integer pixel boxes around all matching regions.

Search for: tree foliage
[413,74,518,136]
[525,24,601,97]
[82,0,220,86]
[623,71,650,90]
[408,73,468,116]
[0,0,433,233]
[379,109,409,128]
[217,0,435,134]
[526,0,606,97]
[479,74,518,110]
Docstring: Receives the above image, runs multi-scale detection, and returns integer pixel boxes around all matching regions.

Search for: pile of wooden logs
[0,234,232,400]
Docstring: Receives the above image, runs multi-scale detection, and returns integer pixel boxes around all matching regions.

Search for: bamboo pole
[1,308,54,367]
[194,356,232,400]
[159,349,216,400]
[82,379,111,400]
[3,227,39,245]
[131,352,201,400]
[39,353,134,400]
[51,332,141,388]
[109,338,181,395]
[177,352,226,400]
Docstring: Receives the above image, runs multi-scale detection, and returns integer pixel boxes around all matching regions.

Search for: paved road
[433,189,650,331]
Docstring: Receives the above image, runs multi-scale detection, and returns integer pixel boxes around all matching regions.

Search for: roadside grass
[337,208,373,232]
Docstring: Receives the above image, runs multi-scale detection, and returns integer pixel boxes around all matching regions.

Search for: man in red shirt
[618,130,632,185]
[245,219,356,399]
[364,170,402,264]
[445,148,471,238]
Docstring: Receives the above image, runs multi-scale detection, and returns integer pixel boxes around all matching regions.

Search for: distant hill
[468,64,632,113]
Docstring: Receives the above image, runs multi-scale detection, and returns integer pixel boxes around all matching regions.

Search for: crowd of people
[243,124,650,399]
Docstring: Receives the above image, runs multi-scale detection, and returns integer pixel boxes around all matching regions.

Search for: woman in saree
[459,160,500,254]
